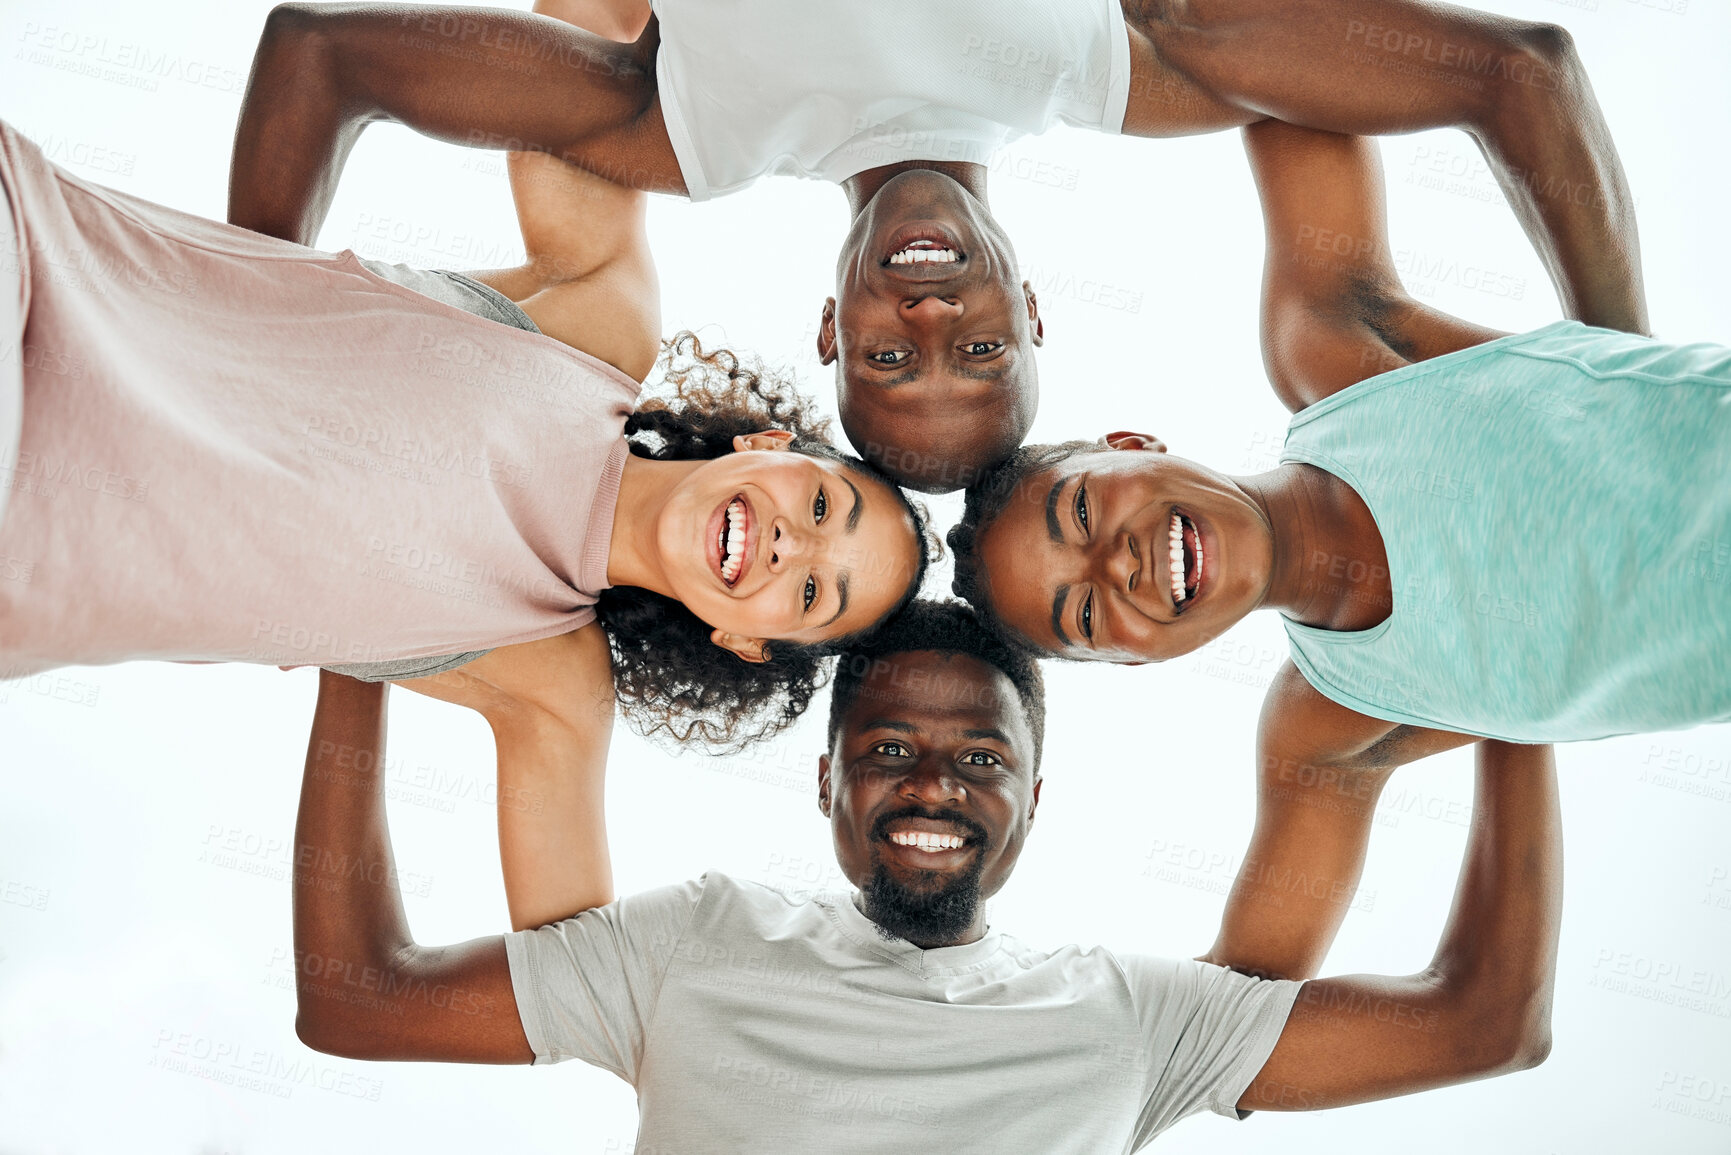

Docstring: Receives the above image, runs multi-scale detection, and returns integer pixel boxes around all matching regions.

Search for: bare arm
[293,672,532,1062]
[396,626,618,931]
[469,148,661,381]
[227,2,679,246]
[1244,116,1646,410]
[1239,738,1561,1110]
[1245,121,1507,410]
[1204,664,1477,980]
[1125,0,1646,335]
[467,0,660,380]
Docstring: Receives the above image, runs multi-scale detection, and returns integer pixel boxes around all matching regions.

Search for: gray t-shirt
[504,873,1301,1153]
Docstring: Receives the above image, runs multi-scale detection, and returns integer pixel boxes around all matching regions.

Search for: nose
[898,758,964,806]
[768,517,822,571]
[899,295,964,328]
[1102,530,1139,593]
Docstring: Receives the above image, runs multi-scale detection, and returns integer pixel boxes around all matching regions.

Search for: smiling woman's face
[653,438,922,657]
[976,444,1275,662]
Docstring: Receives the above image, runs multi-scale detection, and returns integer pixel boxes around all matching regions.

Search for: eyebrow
[961,727,1012,743]
[862,719,920,734]
[1044,476,1067,544]
[1050,584,1072,649]
[821,571,851,629]
[843,476,863,533]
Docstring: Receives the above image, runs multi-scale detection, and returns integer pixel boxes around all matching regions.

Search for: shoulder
[1260,660,1475,774]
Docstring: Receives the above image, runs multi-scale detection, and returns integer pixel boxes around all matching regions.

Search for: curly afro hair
[596,332,939,753]
[826,599,1047,771]
[945,440,1098,657]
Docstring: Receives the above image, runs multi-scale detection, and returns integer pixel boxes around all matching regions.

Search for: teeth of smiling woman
[888,831,966,852]
[887,247,960,265]
[1170,513,1186,605]
[721,497,746,583]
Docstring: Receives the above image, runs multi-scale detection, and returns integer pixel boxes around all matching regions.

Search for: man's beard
[859,808,989,947]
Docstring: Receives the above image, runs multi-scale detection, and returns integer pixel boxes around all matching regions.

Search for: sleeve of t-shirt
[1118,954,1303,1149]
[503,877,706,1080]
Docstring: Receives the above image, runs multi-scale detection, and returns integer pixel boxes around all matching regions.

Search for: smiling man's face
[819,648,1041,947]
[821,170,1042,494]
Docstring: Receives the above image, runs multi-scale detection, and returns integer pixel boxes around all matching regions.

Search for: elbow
[294,1008,353,1059]
[1457,998,1555,1078]
[257,3,340,79]
[1487,20,1586,120]
[295,1008,384,1062]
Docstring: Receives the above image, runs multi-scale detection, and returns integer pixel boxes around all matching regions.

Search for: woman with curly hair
[1,52,930,928]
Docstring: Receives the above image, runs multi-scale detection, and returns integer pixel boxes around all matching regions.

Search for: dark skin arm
[1121,0,1647,335]
[1243,116,1649,411]
[227,2,681,247]
[1238,737,1561,1110]
[1203,664,1476,980]
[293,671,533,1061]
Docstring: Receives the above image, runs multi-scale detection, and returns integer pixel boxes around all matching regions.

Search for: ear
[1022,281,1044,347]
[1028,776,1043,825]
[731,428,797,453]
[818,753,833,817]
[1102,430,1166,453]
[710,629,771,663]
[818,298,839,366]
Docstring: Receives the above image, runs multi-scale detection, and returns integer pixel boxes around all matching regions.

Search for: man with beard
[290,601,1563,1149]
[234,0,1640,491]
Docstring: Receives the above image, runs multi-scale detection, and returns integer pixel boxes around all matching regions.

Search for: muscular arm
[1204,663,1476,980]
[1238,738,1561,1110]
[227,2,678,246]
[1244,117,1642,409]
[1125,0,1646,335]
[397,627,618,931]
[293,672,531,1062]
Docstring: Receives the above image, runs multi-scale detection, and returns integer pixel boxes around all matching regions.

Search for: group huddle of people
[2,0,1726,1147]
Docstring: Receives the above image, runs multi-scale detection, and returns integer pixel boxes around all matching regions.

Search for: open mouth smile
[712,494,755,588]
[878,815,981,860]
[1169,510,1204,612]
[886,240,961,266]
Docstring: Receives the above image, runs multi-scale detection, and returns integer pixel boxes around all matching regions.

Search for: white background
[2,0,1729,1151]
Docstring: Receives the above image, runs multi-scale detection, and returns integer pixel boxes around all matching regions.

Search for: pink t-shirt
[0,122,641,676]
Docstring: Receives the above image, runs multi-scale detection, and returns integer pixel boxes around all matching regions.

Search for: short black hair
[826,599,1047,770]
[946,439,1097,655]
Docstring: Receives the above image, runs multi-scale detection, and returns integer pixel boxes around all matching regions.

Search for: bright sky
[2,0,1729,1151]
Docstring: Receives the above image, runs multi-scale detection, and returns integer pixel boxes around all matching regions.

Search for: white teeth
[888,831,966,851]
[721,498,746,583]
[887,247,959,266]
[1170,513,1185,604]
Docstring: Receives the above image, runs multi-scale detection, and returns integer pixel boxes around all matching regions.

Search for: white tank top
[648,0,1132,201]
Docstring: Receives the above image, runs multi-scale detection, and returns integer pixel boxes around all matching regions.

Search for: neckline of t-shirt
[823,891,1007,977]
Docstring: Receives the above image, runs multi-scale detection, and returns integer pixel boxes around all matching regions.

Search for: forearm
[228,3,657,243]
[1242,740,1560,1110]
[1424,741,1562,1053]
[293,673,416,1043]
[1140,0,1646,332]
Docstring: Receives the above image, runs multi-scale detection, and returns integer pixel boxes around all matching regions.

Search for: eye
[813,487,829,524]
[959,341,1001,356]
[1081,591,1094,641]
[867,350,910,366]
[1075,482,1090,536]
[874,741,912,757]
[961,750,1001,766]
[803,574,818,612]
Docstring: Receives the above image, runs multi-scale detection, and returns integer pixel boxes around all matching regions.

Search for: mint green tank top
[1279,321,1731,742]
